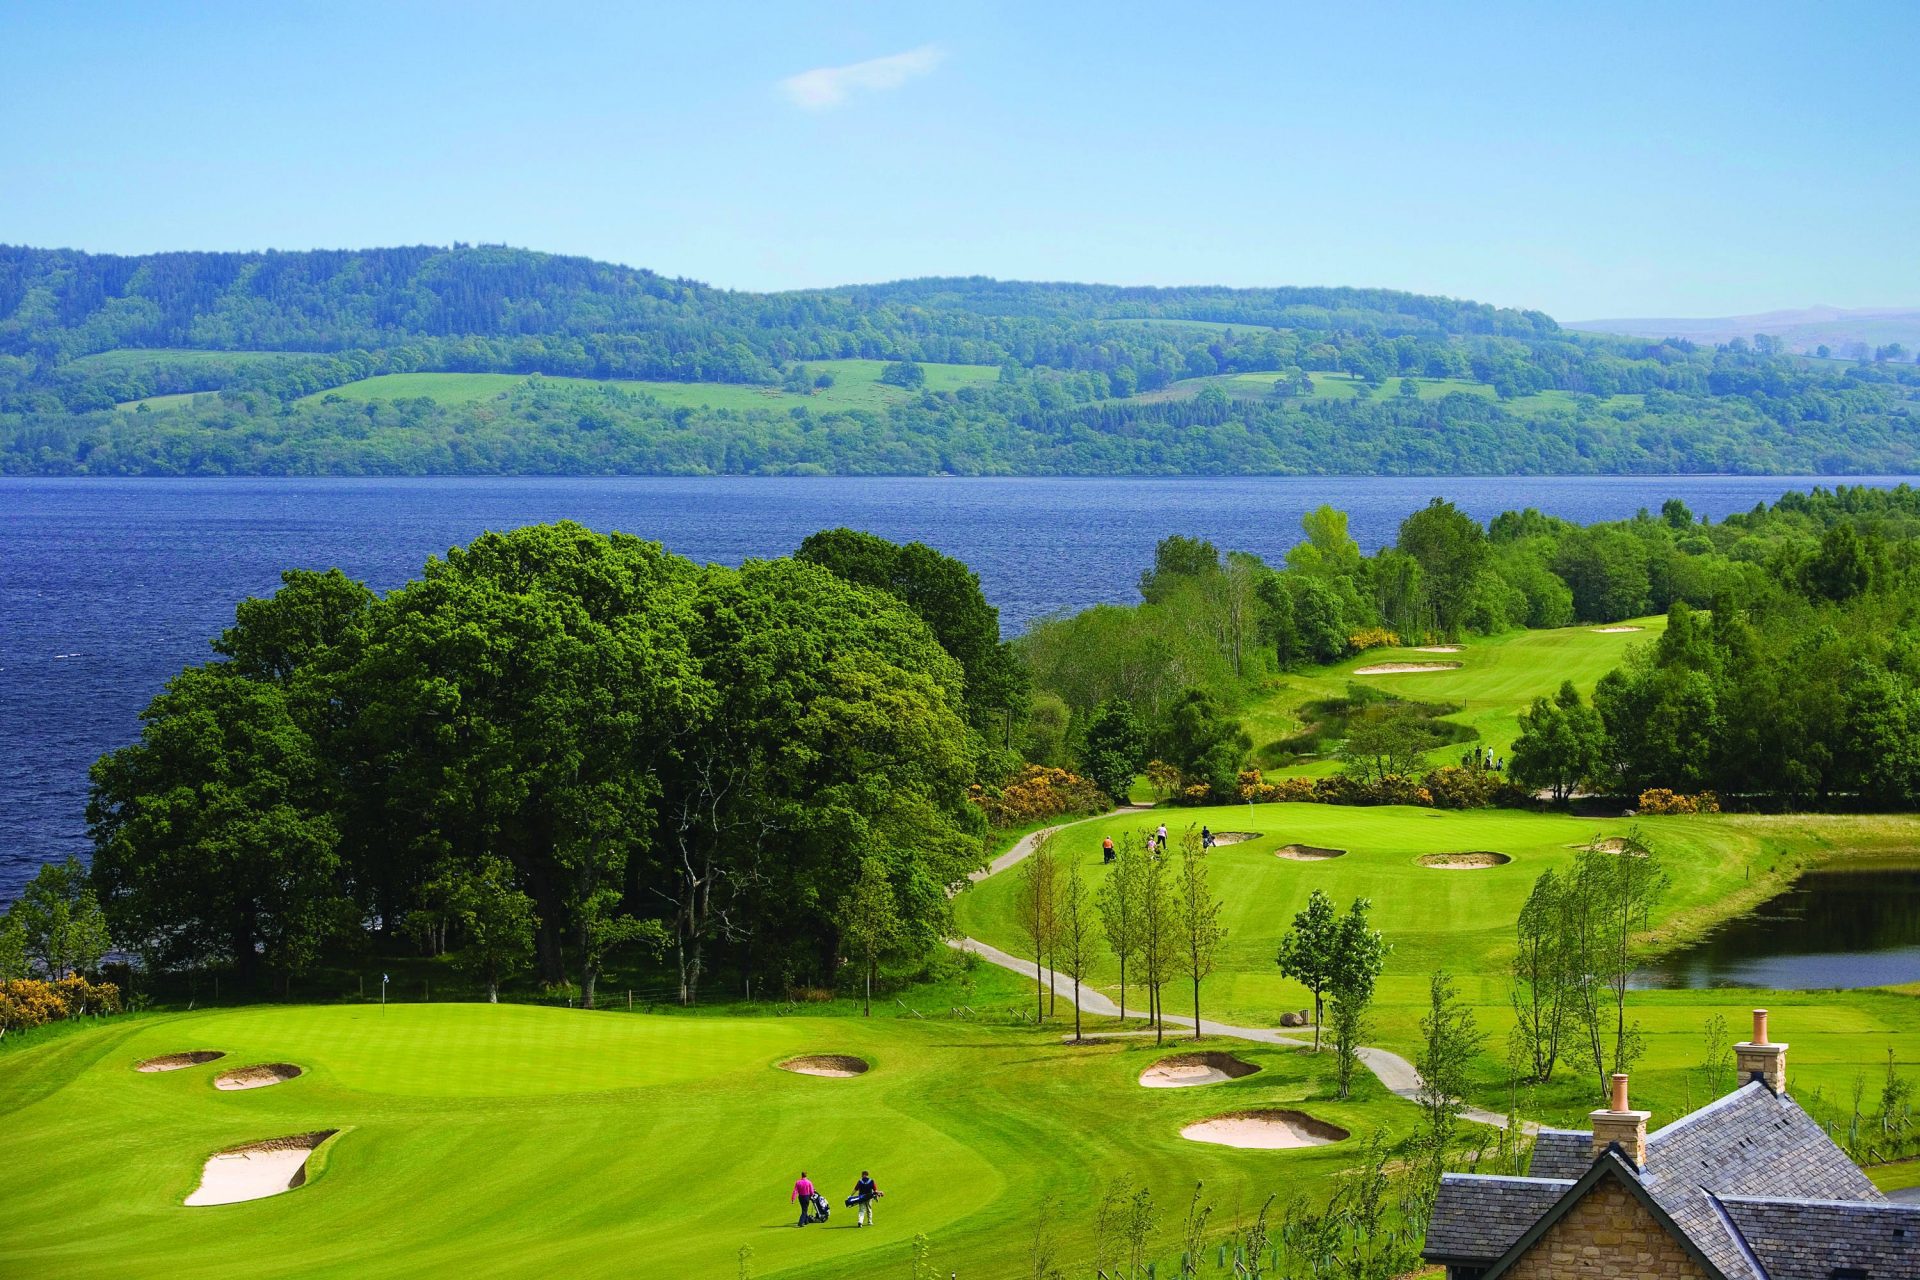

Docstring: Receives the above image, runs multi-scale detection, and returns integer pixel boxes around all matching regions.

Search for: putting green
[0,1001,1405,1278]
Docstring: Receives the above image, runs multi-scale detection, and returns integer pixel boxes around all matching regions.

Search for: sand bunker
[1140,1052,1262,1089]
[1276,844,1346,861]
[1591,625,1644,633]
[136,1052,225,1073]
[1353,662,1461,675]
[214,1063,303,1091]
[1417,851,1512,869]
[184,1131,336,1206]
[1576,837,1648,857]
[1180,1110,1350,1149]
[1208,831,1259,847]
[778,1054,870,1078]
[1411,644,1464,653]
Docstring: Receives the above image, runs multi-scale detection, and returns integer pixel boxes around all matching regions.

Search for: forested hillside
[4,244,1917,476]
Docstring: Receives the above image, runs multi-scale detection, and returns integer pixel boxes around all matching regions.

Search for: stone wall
[1504,1181,1708,1279]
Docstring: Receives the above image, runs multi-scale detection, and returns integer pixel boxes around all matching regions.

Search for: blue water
[3,474,1914,905]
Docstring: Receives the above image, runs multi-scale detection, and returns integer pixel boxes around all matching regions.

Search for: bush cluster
[0,976,122,1032]
[970,765,1106,827]
[1346,627,1402,652]
[1635,788,1722,815]
[1224,767,1529,811]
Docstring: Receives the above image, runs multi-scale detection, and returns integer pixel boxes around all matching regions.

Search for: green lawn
[0,997,1411,1278]
[954,803,1920,1135]
[1213,369,1643,413]
[114,391,218,412]
[71,348,307,371]
[1241,616,1670,773]
[294,359,1000,413]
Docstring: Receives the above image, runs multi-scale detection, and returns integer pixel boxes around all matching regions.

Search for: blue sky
[1,1,1913,318]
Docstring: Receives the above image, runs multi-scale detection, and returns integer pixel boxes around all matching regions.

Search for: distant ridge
[1567,305,1920,356]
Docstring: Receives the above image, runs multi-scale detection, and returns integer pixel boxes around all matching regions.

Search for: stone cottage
[1424,1010,1918,1279]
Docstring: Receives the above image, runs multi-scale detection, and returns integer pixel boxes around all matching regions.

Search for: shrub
[1347,627,1401,652]
[1636,788,1721,815]
[1145,759,1184,799]
[0,976,122,1031]
[1179,783,1215,806]
[969,765,1106,827]
[1423,765,1532,810]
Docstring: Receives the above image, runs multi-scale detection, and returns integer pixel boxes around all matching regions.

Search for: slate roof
[1717,1195,1920,1280]
[1424,1173,1571,1262]
[1525,1128,1593,1180]
[1425,1080,1894,1277]
[1641,1082,1887,1279]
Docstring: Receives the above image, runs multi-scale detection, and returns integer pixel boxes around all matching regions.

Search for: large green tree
[90,666,346,984]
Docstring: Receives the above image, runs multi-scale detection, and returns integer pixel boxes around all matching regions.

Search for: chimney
[1734,1008,1788,1094]
[1589,1072,1651,1169]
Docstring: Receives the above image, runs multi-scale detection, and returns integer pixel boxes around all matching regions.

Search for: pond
[1632,863,1920,990]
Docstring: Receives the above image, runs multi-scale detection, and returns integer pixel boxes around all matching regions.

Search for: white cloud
[779,44,945,110]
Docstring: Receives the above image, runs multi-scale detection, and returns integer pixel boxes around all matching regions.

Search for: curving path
[953,810,1525,1131]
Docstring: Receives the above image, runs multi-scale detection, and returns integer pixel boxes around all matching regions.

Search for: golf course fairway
[0,1000,1402,1278]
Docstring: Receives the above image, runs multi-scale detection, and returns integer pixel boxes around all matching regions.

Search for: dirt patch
[1208,831,1259,847]
[1411,645,1463,653]
[184,1130,337,1206]
[778,1054,870,1078]
[1140,1052,1262,1089]
[136,1052,225,1073]
[1180,1109,1350,1149]
[1417,851,1512,869]
[1276,844,1346,861]
[1591,625,1644,633]
[1353,662,1462,675]
[214,1063,303,1091]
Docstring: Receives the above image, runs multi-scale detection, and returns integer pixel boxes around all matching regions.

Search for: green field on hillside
[0,999,1406,1279]
[114,391,215,412]
[1218,370,1643,413]
[294,359,1001,413]
[953,804,1920,1133]
[72,348,305,371]
[1241,616,1669,773]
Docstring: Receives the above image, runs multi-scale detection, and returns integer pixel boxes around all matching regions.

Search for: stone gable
[1504,1180,1710,1279]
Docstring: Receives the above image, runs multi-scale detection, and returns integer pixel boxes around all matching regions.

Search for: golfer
[791,1171,816,1225]
[850,1169,882,1227]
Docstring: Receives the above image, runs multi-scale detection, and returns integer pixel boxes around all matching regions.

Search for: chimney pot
[1752,1008,1769,1045]
[1611,1073,1630,1112]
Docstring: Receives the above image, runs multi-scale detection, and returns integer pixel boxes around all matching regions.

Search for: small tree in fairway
[1017,836,1059,1022]
[1327,898,1387,1099]
[1096,838,1144,1019]
[1173,828,1226,1040]
[1055,855,1097,1042]
[1276,888,1339,1049]
[837,857,904,1017]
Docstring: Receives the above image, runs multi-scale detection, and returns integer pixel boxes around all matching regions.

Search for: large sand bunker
[1591,625,1644,633]
[184,1131,336,1206]
[1411,644,1464,653]
[215,1063,303,1091]
[1180,1110,1350,1149]
[1276,844,1345,861]
[1417,851,1512,869]
[136,1052,224,1073]
[778,1054,869,1077]
[1353,661,1461,675]
[1140,1052,1262,1089]
[1208,831,1259,847]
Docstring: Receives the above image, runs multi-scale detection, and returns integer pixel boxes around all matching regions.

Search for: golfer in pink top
[791,1172,817,1226]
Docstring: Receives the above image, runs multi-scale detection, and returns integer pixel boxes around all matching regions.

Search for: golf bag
[811,1192,830,1222]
